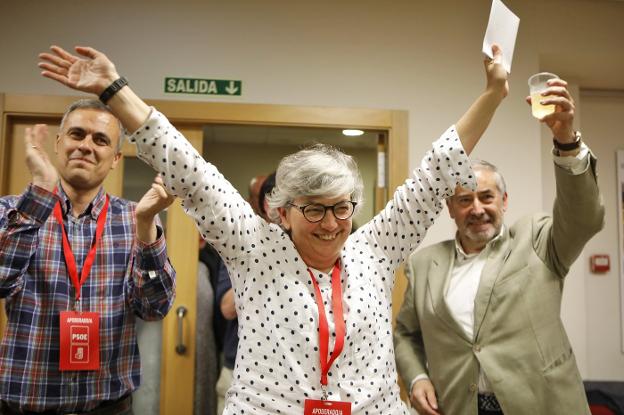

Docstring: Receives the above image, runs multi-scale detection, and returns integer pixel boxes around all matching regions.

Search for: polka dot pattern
[129,110,476,414]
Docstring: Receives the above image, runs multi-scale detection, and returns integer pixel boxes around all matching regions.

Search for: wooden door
[111,129,202,415]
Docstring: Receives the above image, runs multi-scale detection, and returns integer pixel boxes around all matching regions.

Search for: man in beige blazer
[394,78,605,415]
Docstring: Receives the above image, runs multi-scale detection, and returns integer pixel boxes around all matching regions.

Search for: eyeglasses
[288,200,357,223]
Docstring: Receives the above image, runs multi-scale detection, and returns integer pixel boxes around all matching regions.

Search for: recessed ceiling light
[342,129,364,137]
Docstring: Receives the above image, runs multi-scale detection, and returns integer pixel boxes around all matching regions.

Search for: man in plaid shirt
[0,99,176,414]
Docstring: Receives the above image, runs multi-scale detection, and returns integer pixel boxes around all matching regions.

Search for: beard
[463,212,503,245]
[464,225,497,245]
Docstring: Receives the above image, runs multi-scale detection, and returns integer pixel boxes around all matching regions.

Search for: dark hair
[258,172,276,218]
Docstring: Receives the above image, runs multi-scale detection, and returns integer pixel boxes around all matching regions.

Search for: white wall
[577,92,624,380]
[1,0,623,380]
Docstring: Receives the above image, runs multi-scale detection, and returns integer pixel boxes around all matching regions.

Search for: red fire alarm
[590,255,610,273]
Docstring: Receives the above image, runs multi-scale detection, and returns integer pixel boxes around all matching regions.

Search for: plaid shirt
[0,184,176,412]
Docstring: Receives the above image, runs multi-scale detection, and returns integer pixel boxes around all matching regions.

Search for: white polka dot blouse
[130,109,476,414]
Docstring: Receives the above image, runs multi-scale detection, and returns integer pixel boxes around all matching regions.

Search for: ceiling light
[342,129,364,137]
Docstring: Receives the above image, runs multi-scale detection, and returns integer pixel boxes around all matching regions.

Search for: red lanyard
[307,261,346,397]
[52,195,109,303]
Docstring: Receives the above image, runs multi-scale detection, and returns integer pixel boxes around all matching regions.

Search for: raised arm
[455,44,508,155]
[39,45,267,268]
[39,46,149,133]
[529,78,604,275]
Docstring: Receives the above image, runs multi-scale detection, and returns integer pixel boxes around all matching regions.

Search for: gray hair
[59,99,125,152]
[266,143,364,223]
[471,159,507,195]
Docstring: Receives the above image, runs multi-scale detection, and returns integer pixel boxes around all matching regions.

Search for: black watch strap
[553,131,582,151]
[99,77,128,104]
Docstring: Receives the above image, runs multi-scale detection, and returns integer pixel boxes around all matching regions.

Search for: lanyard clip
[321,385,328,401]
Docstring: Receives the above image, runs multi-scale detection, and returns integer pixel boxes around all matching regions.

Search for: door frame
[0,93,409,412]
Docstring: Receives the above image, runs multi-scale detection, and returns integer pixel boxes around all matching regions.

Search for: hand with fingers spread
[38,46,119,96]
[39,45,151,134]
[526,78,576,142]
[410,379,442,415]
[24,124,57,191]
[135,175,176,243]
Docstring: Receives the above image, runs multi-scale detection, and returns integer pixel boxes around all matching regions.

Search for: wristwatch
[99,77,128,104]
[553,131,582,152]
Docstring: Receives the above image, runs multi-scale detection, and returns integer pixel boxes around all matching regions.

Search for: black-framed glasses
[288,200,357,223]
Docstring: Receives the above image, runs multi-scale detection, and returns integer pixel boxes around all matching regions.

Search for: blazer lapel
[473,227,512,340]
[426,241,472,342]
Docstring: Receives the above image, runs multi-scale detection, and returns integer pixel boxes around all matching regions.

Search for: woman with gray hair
[39,43,508,414]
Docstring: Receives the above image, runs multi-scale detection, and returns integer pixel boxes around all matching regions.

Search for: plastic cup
[528,72,559,119]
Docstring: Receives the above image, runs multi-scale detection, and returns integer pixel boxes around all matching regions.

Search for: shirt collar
[454,225,505,261]
[57,184,107,219]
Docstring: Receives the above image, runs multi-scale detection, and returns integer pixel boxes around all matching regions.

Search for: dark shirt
[214,261,238,369]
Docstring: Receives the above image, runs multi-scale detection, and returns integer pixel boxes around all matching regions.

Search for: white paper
[482,0,520,73]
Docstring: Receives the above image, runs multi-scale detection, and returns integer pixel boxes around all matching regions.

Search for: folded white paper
[482,0,520,73]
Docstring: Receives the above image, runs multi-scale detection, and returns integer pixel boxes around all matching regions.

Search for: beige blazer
[394,158,604,415]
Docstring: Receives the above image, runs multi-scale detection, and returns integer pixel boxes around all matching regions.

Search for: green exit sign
[164,77,242,96]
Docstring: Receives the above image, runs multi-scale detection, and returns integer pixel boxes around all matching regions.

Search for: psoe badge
[59,311,100,371]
